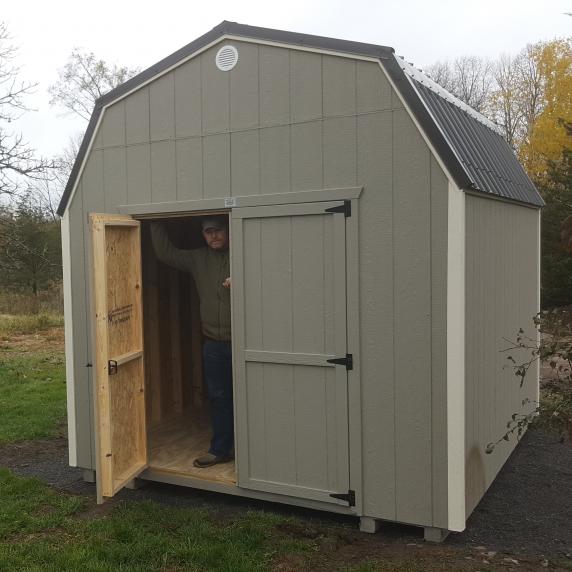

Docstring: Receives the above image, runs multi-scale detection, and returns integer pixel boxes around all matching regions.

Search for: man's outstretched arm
[150,223,195,274]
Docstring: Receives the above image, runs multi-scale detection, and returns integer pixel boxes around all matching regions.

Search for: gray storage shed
[57,21,543,540]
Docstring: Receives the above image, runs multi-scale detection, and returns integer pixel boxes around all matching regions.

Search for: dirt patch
[272,526,559,571]
[0,327,64,355]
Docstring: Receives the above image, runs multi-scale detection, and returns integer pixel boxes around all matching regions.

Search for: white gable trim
[446,181,466,531]
[61,209,77,466]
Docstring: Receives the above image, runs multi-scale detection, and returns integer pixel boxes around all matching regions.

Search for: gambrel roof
[57,21,543,216]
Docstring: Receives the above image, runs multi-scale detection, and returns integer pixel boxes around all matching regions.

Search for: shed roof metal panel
[57,21,543,215]
[411,79,544,207]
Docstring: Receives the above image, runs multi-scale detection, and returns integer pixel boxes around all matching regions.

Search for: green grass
[0,313,63,336]
[0,352,67,444]
[0,469,311,572]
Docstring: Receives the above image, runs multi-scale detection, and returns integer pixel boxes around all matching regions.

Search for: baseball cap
[201,217,226,232]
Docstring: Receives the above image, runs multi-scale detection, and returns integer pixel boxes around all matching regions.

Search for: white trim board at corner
[446,181,466,532]
[61,210,77,467]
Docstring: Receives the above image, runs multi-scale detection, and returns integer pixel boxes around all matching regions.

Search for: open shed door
[231,201,350,506]
[90,214,146,503]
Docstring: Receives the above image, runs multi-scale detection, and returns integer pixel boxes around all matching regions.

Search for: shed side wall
[465,195,539,516]
[69,40,449,528]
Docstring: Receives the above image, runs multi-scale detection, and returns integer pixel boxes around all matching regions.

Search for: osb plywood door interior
[90,214,146,502]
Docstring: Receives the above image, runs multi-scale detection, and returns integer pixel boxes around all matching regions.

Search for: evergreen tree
[540,123,572,308]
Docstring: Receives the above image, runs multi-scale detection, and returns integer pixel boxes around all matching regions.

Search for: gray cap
[201,217,226,232]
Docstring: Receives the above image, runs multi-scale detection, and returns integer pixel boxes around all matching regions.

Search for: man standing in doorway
[150,217,233,468]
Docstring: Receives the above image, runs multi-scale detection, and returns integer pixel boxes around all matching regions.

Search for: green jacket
[150,223,231,341]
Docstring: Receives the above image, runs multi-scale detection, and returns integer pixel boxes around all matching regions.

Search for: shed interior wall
[67,40,450,528]
[464,196,539,516]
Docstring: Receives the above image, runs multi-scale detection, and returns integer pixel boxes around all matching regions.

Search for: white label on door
[224,197,237,208]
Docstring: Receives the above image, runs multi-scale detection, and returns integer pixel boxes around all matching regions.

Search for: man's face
[202,226,229,250]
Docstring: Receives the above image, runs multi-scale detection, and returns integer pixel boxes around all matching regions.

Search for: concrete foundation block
[359,516,381,533]
[424,527,450,543]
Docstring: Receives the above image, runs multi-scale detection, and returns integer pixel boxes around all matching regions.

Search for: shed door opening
[141,213,235,485]
[231,202,350,505]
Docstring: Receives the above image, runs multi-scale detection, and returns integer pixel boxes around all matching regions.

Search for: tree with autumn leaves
[428,37,572,308]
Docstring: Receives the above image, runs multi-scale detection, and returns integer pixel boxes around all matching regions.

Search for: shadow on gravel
[1,429,571,560]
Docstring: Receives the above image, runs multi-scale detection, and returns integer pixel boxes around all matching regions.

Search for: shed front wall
[66,39,450,528]
[464,195,540,516]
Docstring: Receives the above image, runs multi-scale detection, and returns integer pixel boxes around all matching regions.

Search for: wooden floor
[147,410,236,484]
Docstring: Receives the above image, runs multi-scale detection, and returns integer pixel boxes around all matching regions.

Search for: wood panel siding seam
[288,49,293,124]
[289,218,294,353]
[429,155,436,524]
[429,155,434,523]
[292,365,299,485]
[391,108,398,519]
[288,50,293,193]
[123,109,128,203]
[148,88,154,204]
[200,137,206,199]
[173,75,179,201]
[354,115,358,186]
[320,118,325,191]
[101,152,107,212]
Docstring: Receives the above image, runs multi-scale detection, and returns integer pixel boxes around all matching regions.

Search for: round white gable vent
[216,45,238,71]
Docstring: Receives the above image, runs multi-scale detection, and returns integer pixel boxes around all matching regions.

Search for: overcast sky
[3,0,571,159]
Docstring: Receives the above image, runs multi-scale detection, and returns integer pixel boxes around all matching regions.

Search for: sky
[2,0,571,159]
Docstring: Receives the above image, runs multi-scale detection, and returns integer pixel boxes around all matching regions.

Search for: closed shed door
[231,201,349,505]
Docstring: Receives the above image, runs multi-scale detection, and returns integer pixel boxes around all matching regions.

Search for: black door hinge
[330,489,355,506]
[325,200,351,217]
[327,354,353,371]
[85,363,93,368]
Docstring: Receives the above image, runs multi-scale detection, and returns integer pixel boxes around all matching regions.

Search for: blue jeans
[202,340,234,457]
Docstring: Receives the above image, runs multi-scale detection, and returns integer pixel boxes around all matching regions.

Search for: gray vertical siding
[69,39,450,528]
[464,196,539,516]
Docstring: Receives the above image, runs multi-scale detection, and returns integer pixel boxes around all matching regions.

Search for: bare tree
[0,22,55,197]
[49,48,140,121]
[489,54,524,147]
[425,55,495,114]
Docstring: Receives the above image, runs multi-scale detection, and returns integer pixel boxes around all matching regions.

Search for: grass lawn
[0,469,313,571]
[0,313,67,444]
[0,352,67,444]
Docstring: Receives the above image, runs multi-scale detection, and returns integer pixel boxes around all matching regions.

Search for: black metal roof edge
[380,55,474,192]
[412,78,544,207]
[57,21,396,216]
